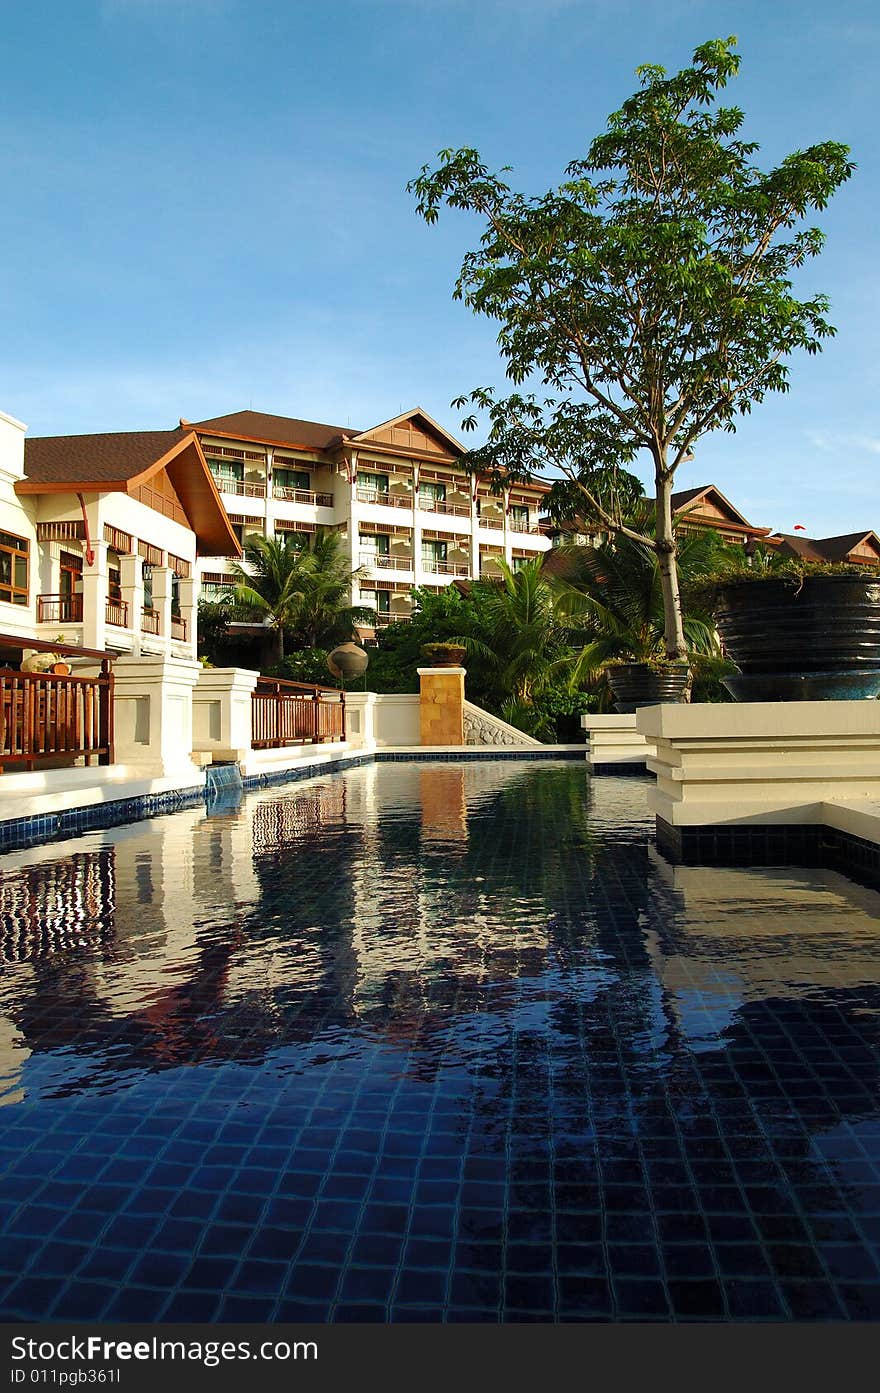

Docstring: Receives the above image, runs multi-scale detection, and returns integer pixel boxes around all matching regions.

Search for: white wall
[0,411,38,638]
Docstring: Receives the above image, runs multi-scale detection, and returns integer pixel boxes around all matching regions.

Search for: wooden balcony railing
[478,516,504,531]
[356,488,413,509]
[170,616,187,642]
[141,608,160,635]
[273,486,334,507]
[359,552,414,572]
[37,594,84,625]
[252,679,345,748]
[508,520,540,534]
[0,663,114,770]
[106,599,128,628]
[373,612,410,627]
[417,498,470,517]
[210,474,267,499]
[420,558,470,576]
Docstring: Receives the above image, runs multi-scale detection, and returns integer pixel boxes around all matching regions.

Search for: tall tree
[409,36,853,658]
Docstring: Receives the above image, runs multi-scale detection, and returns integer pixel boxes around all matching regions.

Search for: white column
[412,462,424,587]
[110,655,204,780]
[264,446,274,539]
[503,487,513,566]
[120,553,144,653]
[469,484,480,578]
[347,450,361,603]
[81,539,109,651]
[152,565,173,645]
[178,576,198,659]
[192,666,259,760]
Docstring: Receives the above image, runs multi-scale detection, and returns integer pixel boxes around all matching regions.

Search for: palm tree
[232,529,370,662]
[453,560,571,716]
[550,523,725,692]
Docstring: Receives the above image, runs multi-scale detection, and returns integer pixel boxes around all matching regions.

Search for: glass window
[419,481,446,506]
[358,471,389,495]
[360,533,389,556]
[0,529,29,606]
[207,457,243,484]
[363,590,390,615]
[421,539,447,564]
[510,505,530,527]
[275,467,311,491]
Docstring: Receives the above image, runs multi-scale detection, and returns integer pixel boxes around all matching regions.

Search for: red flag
[793,523,807,531]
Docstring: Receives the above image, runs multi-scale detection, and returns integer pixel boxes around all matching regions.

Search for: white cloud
[806,429,880,456]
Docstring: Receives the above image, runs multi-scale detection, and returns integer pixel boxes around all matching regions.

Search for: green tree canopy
[409,36,853,658]
[232,529,371,661]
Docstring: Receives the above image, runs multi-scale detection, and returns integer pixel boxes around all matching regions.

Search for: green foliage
[196,596,236,663]
[409,36,853,656]
[268,649,342,688]
[232,529,373,661]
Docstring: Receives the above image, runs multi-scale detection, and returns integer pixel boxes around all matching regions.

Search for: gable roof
[184,410,356,452]
[19,430,241,558]
[670,484,769,533]
[774,531,880,564]
[348,408,465,456]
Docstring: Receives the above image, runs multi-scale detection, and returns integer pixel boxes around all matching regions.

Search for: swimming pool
[1,760,880,1321]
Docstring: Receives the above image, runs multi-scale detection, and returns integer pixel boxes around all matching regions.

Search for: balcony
[273,485,334,507]
[477,515,504,531]
[356,487,413,510]
[141,608,160,635]
[359,552,414,572]
[417,497,470,518]
[170,616,188,642]
[508,519,540,534]
[37,594,84,625]
[210,475,267,499]
[373,612,410,627]
[106,598,128,628]
[420,558,470,577]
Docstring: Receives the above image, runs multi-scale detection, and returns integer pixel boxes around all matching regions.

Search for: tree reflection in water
[0,762,879,1321]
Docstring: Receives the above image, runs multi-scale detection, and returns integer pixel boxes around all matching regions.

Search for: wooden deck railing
[252,679,345,748]
[106,598,128,628]
[37,594,84,624]
[0,662,114,770]
[170,615,187,642]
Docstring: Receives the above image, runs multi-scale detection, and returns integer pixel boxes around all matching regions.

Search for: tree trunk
[654,466,688,660]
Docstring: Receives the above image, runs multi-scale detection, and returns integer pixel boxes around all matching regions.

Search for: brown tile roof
[185,410,357,451]
[774,532,880,564]
[23,429,185,485]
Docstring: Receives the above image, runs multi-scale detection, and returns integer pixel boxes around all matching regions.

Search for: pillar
[81,539,109,651]
[152,564,173,644]
[178,576,198,658]
[119,553,144,652]
[418,665,465,746]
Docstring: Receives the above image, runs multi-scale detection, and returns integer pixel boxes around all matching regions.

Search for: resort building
[1,409,239,660]
[183,407,551,625]
[769,530,880,567]
[542,483,773,549]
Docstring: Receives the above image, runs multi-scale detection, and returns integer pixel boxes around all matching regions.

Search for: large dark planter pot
[714,574,880,701]
[607,662,691,714]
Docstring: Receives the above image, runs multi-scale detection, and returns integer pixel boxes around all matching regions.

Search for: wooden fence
[251,679,345,749]
[0,662,114,770]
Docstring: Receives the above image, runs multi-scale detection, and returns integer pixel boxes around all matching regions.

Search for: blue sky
[1,0,877,535]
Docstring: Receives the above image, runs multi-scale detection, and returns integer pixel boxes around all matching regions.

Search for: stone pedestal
[582,713,656,773]
[192,667,260,762]
[109,656,203,778]
[418,666,465,746]
[637,701,880,865]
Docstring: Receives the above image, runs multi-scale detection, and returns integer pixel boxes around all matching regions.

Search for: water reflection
[0,762,879,1321]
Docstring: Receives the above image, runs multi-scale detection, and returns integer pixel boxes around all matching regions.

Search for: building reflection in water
[1,763,880,1321]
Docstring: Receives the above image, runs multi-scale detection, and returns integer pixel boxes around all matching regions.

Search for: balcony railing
[273,486,334,507]
[417,498,470,518]
[170,616,187,642]
[371,612,411,627]
[420,558,470,576]
[359,552,414,571]
[37,594,84,625]
[356,488,413,509]
[106,599,128,628]
[210,475,267,499]
[508,520,540,534]
[477,515,504,530]
[252,679,345,748]
[0,664,114,770]
[141,608,160,635]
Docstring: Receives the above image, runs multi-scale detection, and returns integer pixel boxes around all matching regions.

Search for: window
[511,555,530,573]
[0,530,29,606]
[419,481,446,507]
[421,539,447,567]
[363,590,390,615]
[358,471,389,495]
[207,457,244,485]
[108,566,122,603]
[274,466,311,491]
[360,533,389,556]
[510,505,530,528]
